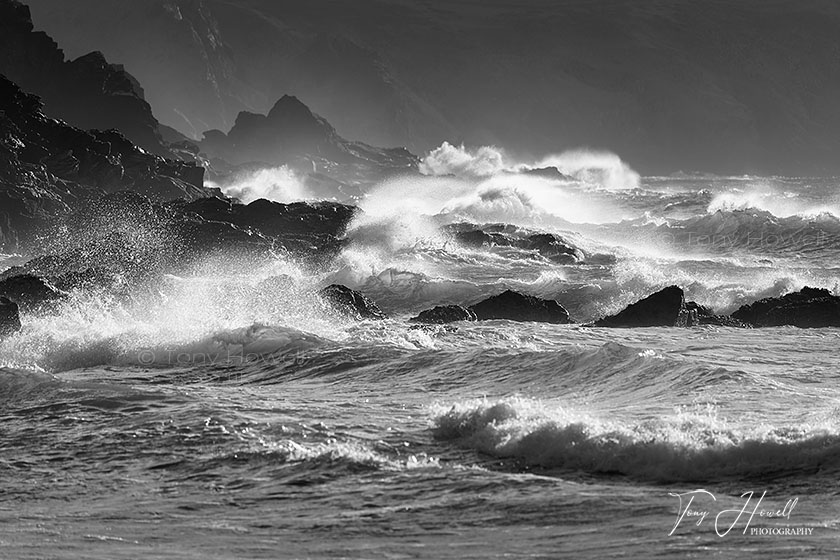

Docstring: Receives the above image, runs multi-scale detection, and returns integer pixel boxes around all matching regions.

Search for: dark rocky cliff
[0,0,175,157]
[0,75,207,252]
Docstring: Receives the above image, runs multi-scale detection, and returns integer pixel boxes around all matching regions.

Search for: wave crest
[419,142,508,177]
[433,397,840,482]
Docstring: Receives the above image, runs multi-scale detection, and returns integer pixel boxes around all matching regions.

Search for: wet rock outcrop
[0,190,274,300]
[592,286,754,328]
[685,301,751,328]
[0,274,66,312]
[176,197,356,257]
[469,290,572,324]
[410,305,477,324]
[0,75,207,252]
[318,284,386,320]
[593,286,696,328]
[731,287,840,328]
[0,296,22,336]
[0,184,364,308]
[445,223,586,264]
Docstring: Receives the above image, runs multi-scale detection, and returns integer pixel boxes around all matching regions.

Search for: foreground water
[2,172,840,558]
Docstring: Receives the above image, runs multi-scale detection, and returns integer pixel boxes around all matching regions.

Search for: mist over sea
[1,144,839,558]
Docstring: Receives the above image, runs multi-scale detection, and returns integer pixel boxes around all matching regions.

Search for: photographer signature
[669,490,800,537]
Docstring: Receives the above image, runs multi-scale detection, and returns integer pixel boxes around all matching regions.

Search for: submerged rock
[469,290,572,324]
[593,286,697,327]
[319,284,386,320]
[731,286,840,328]
[0,296,21,337]
[410,305,477,324]
[0,274,67,311]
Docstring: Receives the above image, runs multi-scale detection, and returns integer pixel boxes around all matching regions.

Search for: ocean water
[2,169,840,558]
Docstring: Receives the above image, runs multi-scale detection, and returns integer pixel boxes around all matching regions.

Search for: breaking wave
[707,186,840,219]
[433,397,840,482]
[419,142,509,177]
[419,142,640,190]
[536,149,641,190]
[611,208,840,258]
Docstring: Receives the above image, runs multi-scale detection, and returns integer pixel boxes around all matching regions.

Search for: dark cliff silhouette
[200,94,417,174]
[0,0,175,157]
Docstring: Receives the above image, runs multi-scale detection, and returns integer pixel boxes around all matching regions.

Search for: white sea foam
[419,142,640,191]
[419,142,509,177]
[536,149,641,190]
[210,165,312,204]
[0,255,359,372]
[707,186,840,218]
[433,396,840,482]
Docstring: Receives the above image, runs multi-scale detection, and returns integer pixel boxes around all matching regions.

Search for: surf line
[668,489,801,537]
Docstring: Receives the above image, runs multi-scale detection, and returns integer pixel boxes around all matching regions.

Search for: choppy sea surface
[2,170,840,558]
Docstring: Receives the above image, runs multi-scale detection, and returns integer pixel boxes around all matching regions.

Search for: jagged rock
[222,95,348,163]
[731,287,840,328]
[1,186,359,301]
[410,305,477,324]
[685,301,751,328]
[0,296,21,336]
[469,290,571,324]
[0,0,178,157]
[238,199,355,239]
[0,75,207,252]
[201,94,412,165]
[179,198,357,238]
[198,94,417,184]
[177,198,356,257]
[3,1,416,195]
[319,284,385,320]
[0,189,283,297]
[0,274,66,311]
[0,4,208,254]
[593,286,697,327]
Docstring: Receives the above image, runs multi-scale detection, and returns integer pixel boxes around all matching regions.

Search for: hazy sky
[26,0,840,174]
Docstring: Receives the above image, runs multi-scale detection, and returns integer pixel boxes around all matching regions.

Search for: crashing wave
[433,396,840,482]
[419,142,640,191]
[707,190,840,219]
[613,207,840,256]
